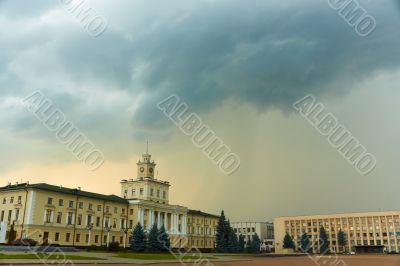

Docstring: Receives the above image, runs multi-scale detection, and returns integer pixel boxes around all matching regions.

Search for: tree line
[215,210,261,253]
[283,226,347,254]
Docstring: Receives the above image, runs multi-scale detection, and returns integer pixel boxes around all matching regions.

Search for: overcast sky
[1,0,400,221]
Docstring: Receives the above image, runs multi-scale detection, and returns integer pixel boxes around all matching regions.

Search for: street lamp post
[104,226,111,252]
[86,223,93,251]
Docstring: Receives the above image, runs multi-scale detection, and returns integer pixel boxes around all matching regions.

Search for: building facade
[274,211,400,254]
[231,222,274,250]
[0,152,219,249]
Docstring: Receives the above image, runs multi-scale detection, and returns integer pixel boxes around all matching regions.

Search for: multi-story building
[0,152,219,249]
[274,211,400,254]
[231,222,274,250]
[187,210,219,250]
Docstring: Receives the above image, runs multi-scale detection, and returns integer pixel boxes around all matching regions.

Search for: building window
[2,198,5,204]
[17,196,22,204]
[106,206,110,213]
[120,236,123,244]
[96,216,101,227]
[113,219,117,228]
[0,211,4,222]
[95,235,99,243]
[86,234,89,243]
[130,209,133,215]
[140,188,143,195]
[59,199,64,206]
[76,234,80,242]
[131,189,135,197]
[121,219,125,229]
[69,201,74,208]
[47,198,53,205]
[162,191,166,199]
[66,233,70,242]
[55,232,60,241]
[97,205,102,211]
[15,209,20,221]
[103,235,107,244]
[129,220,133,229]
[67,212,73,225]
[56,212,62,224]
[45,210,52,223]
[77,214,82,225]
[10,197,14,204]
[157,190,160,197]
[78,202,83,209]
[114,207,117,214]
[88,215,93,225]
[150,188,154,196]
[122,208,125,215]
[88,204,93,210]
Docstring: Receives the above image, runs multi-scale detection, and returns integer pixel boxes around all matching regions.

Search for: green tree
[216,210,228,252]
[147,224,160,251]
[157,224,170,252]
[245,237,252,253]
[337,229,347,253]
[319,226,330,254]
[227,227,239,252]
[130,223,147,252]
[283,232,295,249]
[250,233,261,253]
[238,234,245,252]
[300,231,311,253]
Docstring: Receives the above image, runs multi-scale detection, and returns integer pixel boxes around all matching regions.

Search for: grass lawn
[115,252,215,261]
[0,253,105,260]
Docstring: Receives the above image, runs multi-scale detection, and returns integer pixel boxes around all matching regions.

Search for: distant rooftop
[0,182,128,204]
[188,209,219,218]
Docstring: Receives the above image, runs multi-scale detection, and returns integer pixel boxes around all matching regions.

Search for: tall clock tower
[137,153,156,179]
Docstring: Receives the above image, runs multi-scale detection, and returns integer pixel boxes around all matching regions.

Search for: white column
[174,213,178,234]
[149,209,154,228]
[138,208,144,226]
[170,213,174,233]
[164,212,168,229]
[157,212,161,228]
[183,214,187,235]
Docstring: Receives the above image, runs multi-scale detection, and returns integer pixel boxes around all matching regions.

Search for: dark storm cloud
[0,0,399,137]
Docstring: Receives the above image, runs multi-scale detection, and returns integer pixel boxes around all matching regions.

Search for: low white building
[231,222,274,251]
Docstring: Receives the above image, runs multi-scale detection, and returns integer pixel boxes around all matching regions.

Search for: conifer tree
[319,226,330,254]
[337,229,347,253]
[300,231,311,253]
[130,223,146,252]
[227,227,239,252]
[250,233,261,253]
[157,224,170,252]
[216,210,228,252]
[238,234,245,252]
[147,224,160,251]
[283,232,295,249]
[246,237,252,253]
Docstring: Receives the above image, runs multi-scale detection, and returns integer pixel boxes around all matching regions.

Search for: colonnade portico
[136,206,187,235]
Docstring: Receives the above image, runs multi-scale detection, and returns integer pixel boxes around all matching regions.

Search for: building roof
[188,209,219,218]
[0,183,128,204]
